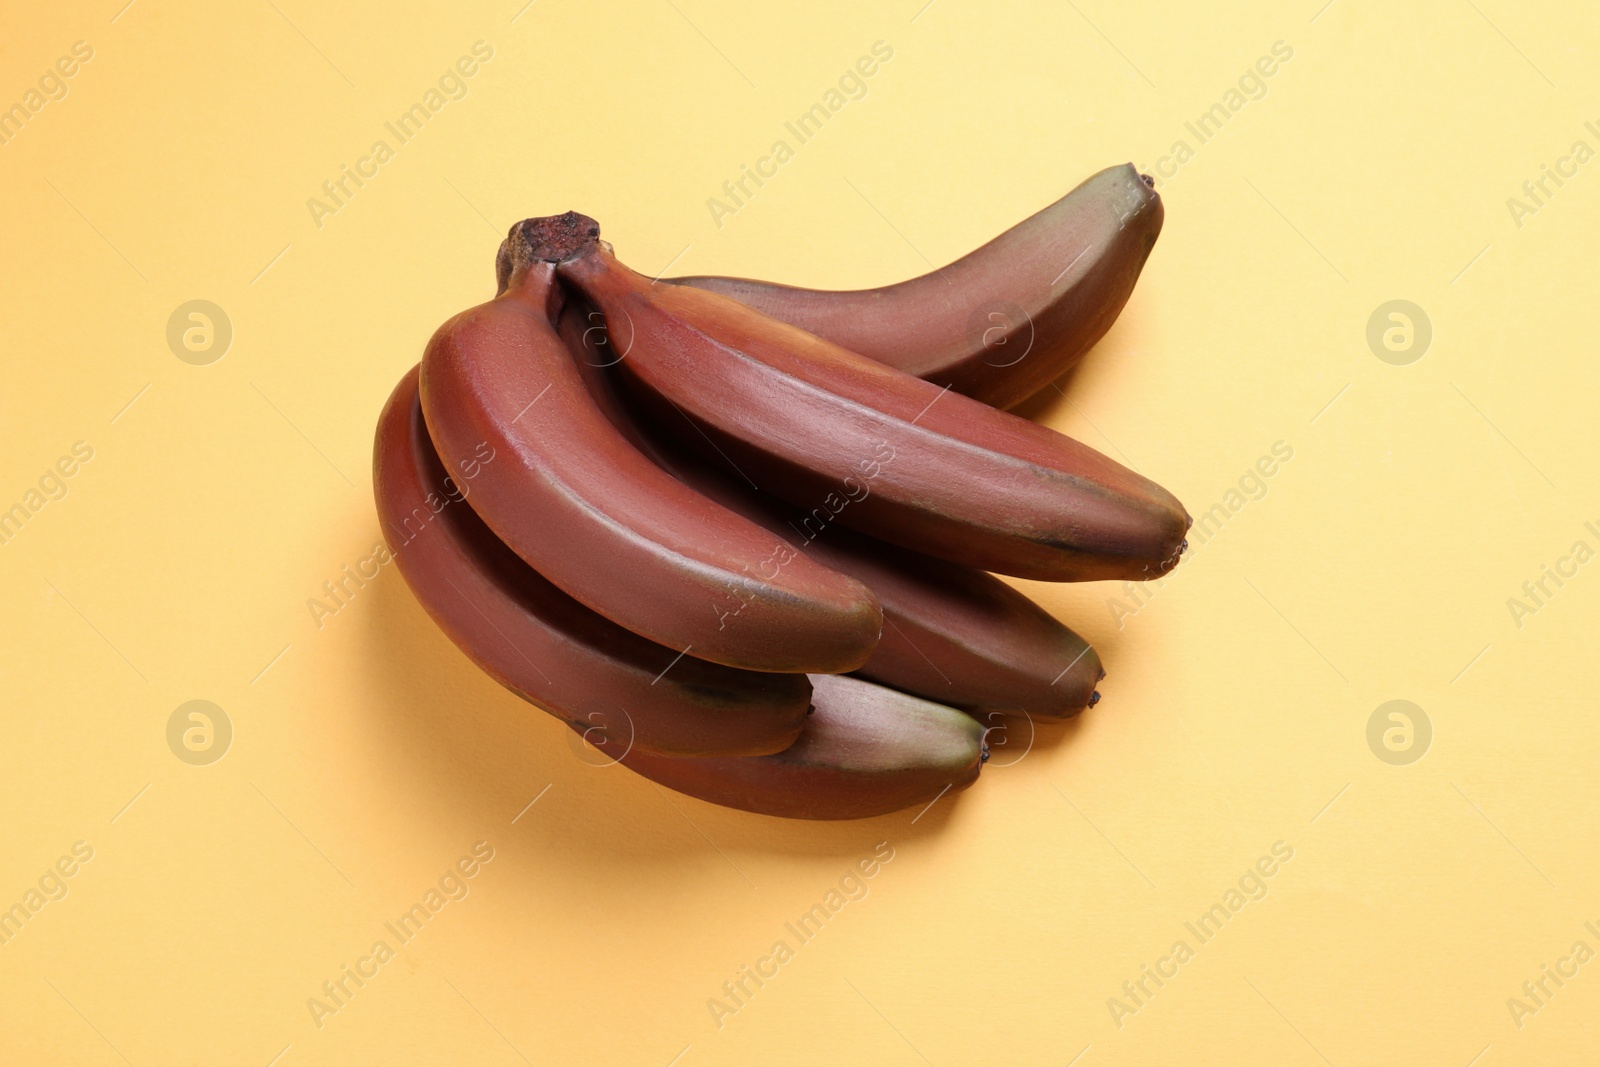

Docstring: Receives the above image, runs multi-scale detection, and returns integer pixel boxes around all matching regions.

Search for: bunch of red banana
[373,164,1187,820]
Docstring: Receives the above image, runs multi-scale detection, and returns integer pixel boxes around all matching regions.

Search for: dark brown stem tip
[496,212,601,291]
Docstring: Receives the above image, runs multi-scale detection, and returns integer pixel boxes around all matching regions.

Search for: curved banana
[813,530,1103,718]
[670,164,1162,410]
[374,366,811,757]
[418,231,882,673]
[530,213,1190,583]
[600,674,987,820]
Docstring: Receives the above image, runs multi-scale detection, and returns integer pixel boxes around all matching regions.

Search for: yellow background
[3,0,1597,1063]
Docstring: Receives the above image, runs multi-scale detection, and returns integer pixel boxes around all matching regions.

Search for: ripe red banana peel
[671,164,1162,410]
[522,212,1190,582]
[600,674,987,820]
[373,366,811,757]
[419,239,882,673]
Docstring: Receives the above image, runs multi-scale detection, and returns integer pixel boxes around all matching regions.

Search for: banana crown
[496,211,601,292]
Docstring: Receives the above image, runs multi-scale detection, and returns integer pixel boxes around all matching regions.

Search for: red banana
[671,164,1162,410]
[530,213,1190,583]
[373,366,811,757]
[598,674,987,820]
